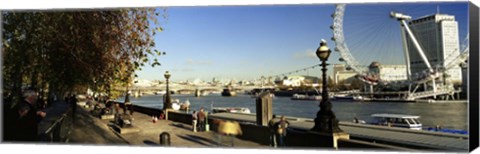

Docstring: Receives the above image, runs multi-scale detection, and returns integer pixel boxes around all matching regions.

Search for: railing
[41,108,74,142]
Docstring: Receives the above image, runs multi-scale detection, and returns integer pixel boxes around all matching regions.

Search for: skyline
[136,2,468,82]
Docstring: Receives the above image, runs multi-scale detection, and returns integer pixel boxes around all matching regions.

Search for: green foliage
[2,9,167,101]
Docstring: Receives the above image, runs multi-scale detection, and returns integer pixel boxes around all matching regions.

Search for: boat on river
[212,107,251,114]
[369,113,422,130]
[366,113,468,134]
[332,94,355,101]
[172,99,190,111]
[154,90,166,95]
[221,88,237,97]
[291,94,322,101]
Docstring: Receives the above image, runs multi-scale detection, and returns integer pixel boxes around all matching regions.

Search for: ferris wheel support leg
[400,27,412,80]
[370,84,373,93]
[400,20,433,72]
[408,84,412,95]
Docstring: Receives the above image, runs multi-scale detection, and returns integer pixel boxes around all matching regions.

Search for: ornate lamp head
[164,71,171,80]
[316,39,331,61]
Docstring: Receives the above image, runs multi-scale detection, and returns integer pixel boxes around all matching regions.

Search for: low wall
[166,110,191,124]
[115,102,164,117]
[206,119,271,145]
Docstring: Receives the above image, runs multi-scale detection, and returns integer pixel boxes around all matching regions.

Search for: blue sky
[136,2,468,82]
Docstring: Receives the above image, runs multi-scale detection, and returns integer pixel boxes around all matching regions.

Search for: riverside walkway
[67,105,267,148]
[35,102,467,152]
[209,112,469,151]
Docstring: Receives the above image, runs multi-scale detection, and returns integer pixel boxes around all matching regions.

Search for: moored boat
[172,99,191,111]
[332,94,355,101]
[291,94,322,101]
[212,107,251,114]
[155,90,166,95]
[221,88,237,97]
[369,113,422,130]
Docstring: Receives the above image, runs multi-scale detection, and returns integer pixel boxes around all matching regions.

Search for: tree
[2,8,167,106]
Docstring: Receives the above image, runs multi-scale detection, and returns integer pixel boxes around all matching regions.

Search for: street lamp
[311,39,343,133]
[163,71,172,110]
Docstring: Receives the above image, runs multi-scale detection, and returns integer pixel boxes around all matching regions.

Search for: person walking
[268,114,277,147]
[192,110,198,132]
[70,94,78,122]
[13,89,47,141]
[197,107,206,132]
[275,115,289,147]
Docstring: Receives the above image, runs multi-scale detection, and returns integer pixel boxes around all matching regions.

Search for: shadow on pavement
[176,134,217,147]
[169,123,192,131]
[69,107,128,144]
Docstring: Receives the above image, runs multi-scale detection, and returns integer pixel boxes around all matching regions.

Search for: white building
[379,65,407,82]
[276,75,320,87]
[333,64,357,84]
[406,13,462,84]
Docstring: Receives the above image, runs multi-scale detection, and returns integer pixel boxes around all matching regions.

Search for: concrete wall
[116,103,164,117]
[166,111,191,124]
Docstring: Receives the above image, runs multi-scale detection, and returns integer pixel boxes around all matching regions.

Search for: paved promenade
[68,105,268,148]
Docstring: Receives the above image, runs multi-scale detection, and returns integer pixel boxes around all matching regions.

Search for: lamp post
[311,39,343,133]
[163,71,172,110]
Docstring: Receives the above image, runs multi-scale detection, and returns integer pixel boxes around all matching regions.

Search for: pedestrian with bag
[268,114,277,147]
[275,115,289,147]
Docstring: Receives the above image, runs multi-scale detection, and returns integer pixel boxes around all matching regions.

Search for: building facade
[406,13,462,85]
[275,75,320,87]
[333,64,357,84]
[379,65,408,82]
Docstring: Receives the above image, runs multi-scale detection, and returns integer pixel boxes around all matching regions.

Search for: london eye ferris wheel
[330,3,468,99]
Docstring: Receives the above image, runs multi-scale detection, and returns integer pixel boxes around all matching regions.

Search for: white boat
[370,113,422,130]
[291,94,322,101]
[172,99,190,111]
[212,107,251,114]
[195,90,210,97]
[155,90,166,95]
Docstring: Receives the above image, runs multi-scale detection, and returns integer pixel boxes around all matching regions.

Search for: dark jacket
[14,100,42,141]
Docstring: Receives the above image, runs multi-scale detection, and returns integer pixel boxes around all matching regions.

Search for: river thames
[116,94,468,131]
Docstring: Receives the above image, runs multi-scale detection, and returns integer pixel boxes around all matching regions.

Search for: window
[407,119,417,124]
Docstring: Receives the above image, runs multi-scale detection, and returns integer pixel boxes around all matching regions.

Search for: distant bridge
[114,84,275,95]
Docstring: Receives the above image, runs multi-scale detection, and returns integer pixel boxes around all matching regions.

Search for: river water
[115,94,468,130]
